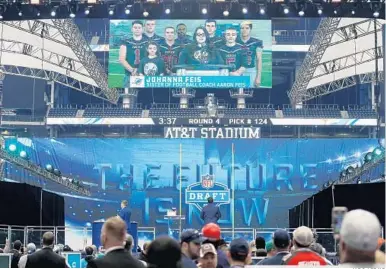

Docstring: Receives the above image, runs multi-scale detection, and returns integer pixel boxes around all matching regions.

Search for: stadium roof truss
[289,18,385,104]
[0,19,119,104]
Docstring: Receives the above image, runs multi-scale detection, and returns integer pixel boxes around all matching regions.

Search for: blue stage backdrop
[3,139,383,234]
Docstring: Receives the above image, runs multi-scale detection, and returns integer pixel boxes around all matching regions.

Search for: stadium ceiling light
[8,144,17,152]
[125,7,130,14]
[165,8,170,14]
[0,15,3,19]
[298,10,304,16]
[351,9,355,15]
[18,11,22,16]
[143,10,149,17]
[283,7,289,14]
[317,8,322,15]
[69,12,75,18]
[242,7,248,14]
[201,7,208,14]
[373,10,379,17]
[85,7,90,15]
[108,9,114,15]
[19,151,27,159]
[223,10,229,16]
[259,7,265,14]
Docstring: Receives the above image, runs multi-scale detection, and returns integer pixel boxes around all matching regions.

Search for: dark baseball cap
[230,238,249,259]
[273,229,290,248]
[181,229,204,244]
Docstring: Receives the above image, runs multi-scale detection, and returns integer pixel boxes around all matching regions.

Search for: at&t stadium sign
[185,175,231,210]
[164,127,261,139]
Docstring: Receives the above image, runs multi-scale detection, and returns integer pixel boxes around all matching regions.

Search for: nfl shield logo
[201,174,214,189]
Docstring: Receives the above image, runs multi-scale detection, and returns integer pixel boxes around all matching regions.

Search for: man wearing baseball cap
[258,229,291,265]
[228,238,251,268]
[282,226,329,265]
[339,209,384,266]
[180,229,203,268]
[198,243,217,268]
[202,223,230,268]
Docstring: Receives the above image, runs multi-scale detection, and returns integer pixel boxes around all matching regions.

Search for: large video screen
[108,19,272,89]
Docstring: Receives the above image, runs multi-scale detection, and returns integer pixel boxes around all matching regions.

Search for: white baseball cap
[293,226,314,247]
[340,209,381,252]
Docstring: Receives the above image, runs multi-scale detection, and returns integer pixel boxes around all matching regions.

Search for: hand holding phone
[331,207,348,239]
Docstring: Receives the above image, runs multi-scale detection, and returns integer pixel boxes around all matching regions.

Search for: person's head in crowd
[202,223,221,246]
[13,240,22,251]
[273,229,291,253]
[26,243,36,254]
[85,246,94,256]
[63,245,73,252]
[42,232,55,248]
[100,216,126,250]
[217,239,228,252]
[91,245,97,254]
[377,238,385,250]
[207,197,214,204]
[254,236,267,257]
[180,229,202,260]
[380,242,385,253]
[292,226,314,250]
[143,241,150,254]
[124,234,134,251]
[249,241,257,256]
[121,200,128,209]
[309,242,326,257]
[228,238,251,267]
[147,236,181,268]
[339,209,381,264]
[199,243,217,268]
[265,241,275,257]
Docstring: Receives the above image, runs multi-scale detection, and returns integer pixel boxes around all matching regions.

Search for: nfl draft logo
[185,174,230,210]
[201,174,214,189]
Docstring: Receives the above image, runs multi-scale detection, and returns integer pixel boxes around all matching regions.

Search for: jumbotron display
[108,19,272,88]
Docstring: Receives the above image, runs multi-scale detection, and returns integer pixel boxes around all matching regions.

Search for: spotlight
[18,11,22,16]
[242,7,248,14]
[373,147,383,156]
[351,10,355,15]
[165,8,170,14]
[317,8,322,15]
[259,8,265,14]
[50,10,56,17]
[364,152,373,163]
[36,11,40,16]
[69,12,75,18]
[53,169,61,177]
[143,10,149,17]
[0,15,3,20]
[108,9,114,15]
[223,10,229,16]
[125,8,130,14]
[8,144,17,152]
[298,10,304,16]
[85,8,90,15]
[283,7,289,14]
[201,8,207,14]
[45,164,53,172]
[19,151,27,159]
[373,11,379,17]
[333,9,337,15]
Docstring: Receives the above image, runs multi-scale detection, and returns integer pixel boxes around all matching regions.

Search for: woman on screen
[138,42,165,76]
[178,27,224,67]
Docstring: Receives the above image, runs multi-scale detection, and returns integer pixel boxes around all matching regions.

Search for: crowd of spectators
[1,209,385,268]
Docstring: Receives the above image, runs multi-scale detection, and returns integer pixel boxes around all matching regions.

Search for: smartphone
[331,207,348,238]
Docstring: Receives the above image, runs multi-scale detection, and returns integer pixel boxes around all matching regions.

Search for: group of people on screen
[118,20,264,87]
